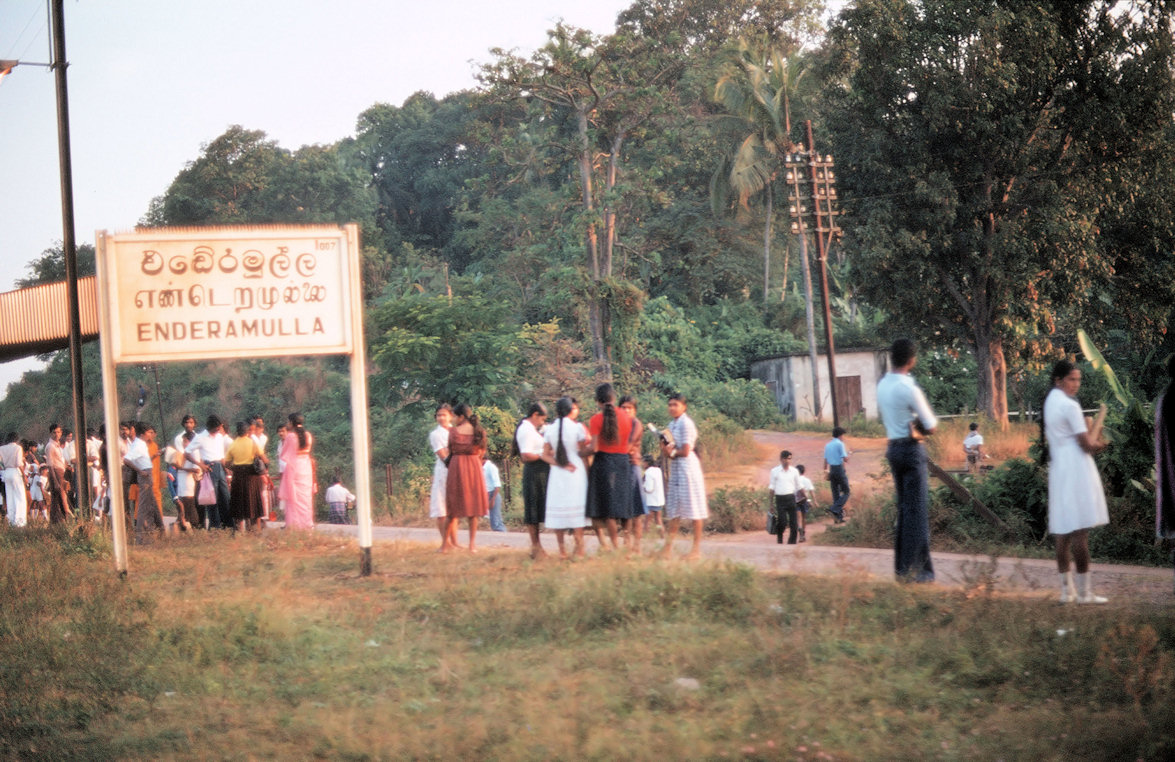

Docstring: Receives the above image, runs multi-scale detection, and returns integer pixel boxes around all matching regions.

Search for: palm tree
[712,38,825,420]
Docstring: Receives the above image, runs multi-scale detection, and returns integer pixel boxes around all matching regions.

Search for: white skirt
[1048,441,1109,535]
[545,461,588,529]
[429,459,447,518]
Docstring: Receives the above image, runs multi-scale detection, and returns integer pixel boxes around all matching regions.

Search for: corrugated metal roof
[0,276,99,362]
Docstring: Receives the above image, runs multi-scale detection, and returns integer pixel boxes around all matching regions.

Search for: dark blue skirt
[586,451,638,520]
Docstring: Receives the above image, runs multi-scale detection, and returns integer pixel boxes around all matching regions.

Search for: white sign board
[95,225,374,577]
[97,227,355,362]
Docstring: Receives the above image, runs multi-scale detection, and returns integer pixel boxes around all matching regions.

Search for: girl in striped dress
[660,394,708,560]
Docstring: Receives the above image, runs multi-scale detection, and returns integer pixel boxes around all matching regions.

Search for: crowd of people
[7,341,1173,599]
[429,384,706,560]
[0,411,338,543]
[0,423,88,528]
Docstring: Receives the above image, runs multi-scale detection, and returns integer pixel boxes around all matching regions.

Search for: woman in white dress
[429,404,457,552]
[660,393,709,560]
[542,397,590,559]
[1043,360,1109,604]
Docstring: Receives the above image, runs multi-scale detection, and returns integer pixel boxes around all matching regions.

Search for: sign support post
[94,248,129,575]
[344,225,374,575]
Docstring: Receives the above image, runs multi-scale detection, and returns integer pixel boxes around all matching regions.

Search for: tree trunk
[974,191,1009,428]
[602,131,625,281]
[575,108,609,378]
[780,238,790,300]
[973,326,1010,429]
[763,184,773,303]
[988,337,1008,429]
[797,230,822,421]
[589,300,612,382]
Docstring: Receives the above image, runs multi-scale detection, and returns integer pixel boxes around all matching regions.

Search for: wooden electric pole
[785,121,843,426]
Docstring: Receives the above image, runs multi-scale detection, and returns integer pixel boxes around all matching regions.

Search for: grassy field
[3,525,1174,761]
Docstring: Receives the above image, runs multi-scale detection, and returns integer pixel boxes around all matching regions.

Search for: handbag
[197,472,216,505]
[253,456,266,475]
[767,511,779,535]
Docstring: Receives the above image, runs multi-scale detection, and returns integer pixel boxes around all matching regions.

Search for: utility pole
[51,0,91,515]
[784,159,823,422]
[785,120,843,426]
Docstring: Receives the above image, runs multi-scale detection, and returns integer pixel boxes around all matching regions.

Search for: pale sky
[0,0,636,392]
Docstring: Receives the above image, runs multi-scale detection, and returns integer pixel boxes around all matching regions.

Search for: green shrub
[971,457,1049,542]
[1093,491,1169,565]
[652,374,785,429]
[707,486,770,533]
[637,297,720,381]
[694,413,755,474]
[843,413,885,438]
[690,299,798,380]
[818,497,896,549]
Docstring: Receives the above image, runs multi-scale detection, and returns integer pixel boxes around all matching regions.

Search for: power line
[1,0,49,64]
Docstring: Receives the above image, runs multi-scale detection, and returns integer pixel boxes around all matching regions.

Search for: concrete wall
[751,349,888,423]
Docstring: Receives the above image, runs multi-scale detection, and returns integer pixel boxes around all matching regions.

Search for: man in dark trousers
[822,426,851,523]
[877,338,938,582]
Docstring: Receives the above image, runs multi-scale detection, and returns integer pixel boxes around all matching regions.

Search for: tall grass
[4,529,1173,760]
[695,414,756,474]
[925,418,1036,468]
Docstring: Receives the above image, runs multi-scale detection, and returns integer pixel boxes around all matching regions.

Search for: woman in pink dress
[278,412,316,530]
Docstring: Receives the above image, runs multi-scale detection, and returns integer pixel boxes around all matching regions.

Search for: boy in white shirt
[963,422,985,475]
[795,464,818,542]
[483,455,505,532]
[641,454,665,536]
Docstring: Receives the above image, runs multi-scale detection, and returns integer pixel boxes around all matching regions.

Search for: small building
[750,348,888,423]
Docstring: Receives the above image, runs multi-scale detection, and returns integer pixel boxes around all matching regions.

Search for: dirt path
[312,523,1175,605]
[704,429,891,539]
[285,428,1175,603]
[690,429,1173,603]
[708,429,888,495]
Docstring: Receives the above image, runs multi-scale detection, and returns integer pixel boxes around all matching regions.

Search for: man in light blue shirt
[822,427,850,523]
[877,338,938,582]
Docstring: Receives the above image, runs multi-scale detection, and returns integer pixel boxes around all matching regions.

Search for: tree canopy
[4,0,1175,494]
[822,0,1175,423]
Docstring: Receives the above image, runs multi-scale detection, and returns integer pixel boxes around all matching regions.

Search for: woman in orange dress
[444,403,488,552]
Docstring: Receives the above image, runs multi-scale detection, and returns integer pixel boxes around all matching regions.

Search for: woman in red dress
[585,383,638,551]
[444,403,489,552]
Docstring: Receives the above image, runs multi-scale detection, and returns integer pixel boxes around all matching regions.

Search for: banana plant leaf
[1077,328,1128,408]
